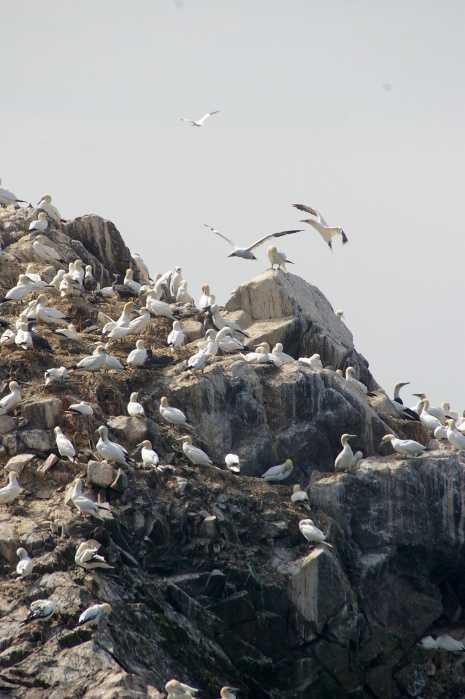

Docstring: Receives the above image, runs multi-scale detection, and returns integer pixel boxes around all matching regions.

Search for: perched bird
[261,459,293,482]
[335,434,357,472]
[210,304,249,337]
[293,204,348,249]
[54,426,76,462]
[96,425,131,465]
[37,194,62,226]
[379,434,427,458]
[1,328,16,345]
[70,478,106,520]
[35,295,69,326]
[434,424,448,441]
[384,382,421,421]
[178,435,213,466]
[54,324,79,341]
[15,322,33,349]
[45,366,68,385]
[75,345,108,372]
[23,599,56,623]
[244,346,272,365]
[436,634,465,652]
[106,301,137,341]
[145,289,176,320]
[345,367,368,394]
[197,328,218,356]
[77,602,112,629]
[159,396,187,425]
[418,635,438,650]
[291,484,309,503]
[0,381,21,414]
[0,179,26,206]
[32,235,63,263]
[299,353,323,369]
[165,679,199,698]
[168,320,184,351]
[335,310,345,319]
[205,224,303,260]
[132,252,151,282]
[225,454,242,473]
[176,280,195,305]
[5,275,34,303]
[0,471,22,505]
[83,265,99,292]
[181,110,220,126]
[352,451,364,468]
[127,392,145,417]
[217,689,239,699]
[267,245,293,272]
[137,440,160,468]
[75,542,114,570]
[112,273,138,300]
[419,399,443,432]
[445,419,465,451]
[127,340,147,366]
[124,268,141,294]
[187,350,214,373]
[16,548,34,577]
[299,518,333,547]
[128,308,151,336]
[199,283,214,310]
[170,266,183,297]
[272,342,294,363]
[29,212,49,232]
[68,402,94,416]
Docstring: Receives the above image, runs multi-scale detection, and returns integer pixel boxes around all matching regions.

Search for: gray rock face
[21,397,63,430]
[107,416,158,446]
[5,453,35,474]
[0,415,16,434]
[87,460,116,488]
[20,429,50,451]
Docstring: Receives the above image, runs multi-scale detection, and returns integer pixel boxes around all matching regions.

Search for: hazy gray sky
[3,1,464,410]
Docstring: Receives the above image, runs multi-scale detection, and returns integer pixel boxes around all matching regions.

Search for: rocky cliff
[0,204,464,699]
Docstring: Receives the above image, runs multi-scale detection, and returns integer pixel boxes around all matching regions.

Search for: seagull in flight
[205,224,303,260]
[181,110,220,127]
[293,204,348,249]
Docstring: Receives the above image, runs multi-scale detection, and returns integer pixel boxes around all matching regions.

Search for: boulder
[5,453,35,474]
[20,429,50,451]
[21,397,63,430]
[107,416,158,446]
[87,461,116,488]
[0,416,16,435]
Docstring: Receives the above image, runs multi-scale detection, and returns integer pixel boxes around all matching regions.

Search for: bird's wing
[247,229,303,252]
[204,224,237,248]
[180,118,195,123]
[293,204,328,226]
[197,111,220,125]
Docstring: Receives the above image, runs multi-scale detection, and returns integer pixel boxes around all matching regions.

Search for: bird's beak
[398,382,410,388]
[175,437,185,441]
[135,443,144,449]
[227,252,236,258]
[412,394,422,398]
[348,435,357,439]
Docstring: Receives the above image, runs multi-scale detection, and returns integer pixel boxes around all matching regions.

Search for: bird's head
[136,440,152,449]
[380,434,395,446]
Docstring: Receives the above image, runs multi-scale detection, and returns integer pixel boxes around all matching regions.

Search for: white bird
[170,266,183,297]
[137,440,160,468]
[165,679,199,698]
[145,289,175,320]
[299,353,323,369]
[70,478,106,520]
[168,320,184,351]
[60,273,82,297]
[98,346,127,375]
[199,283,214,309]
[0,179,26,206]
[188,350,214,373]
[75,345,108,372]
[29,212,49,232]
[419,399,443,432]
[1,328,16,345]
[49,269,65,291]
[178,435,213,466]
[16,548,34,577]
[124,268,141,293]
[379,434,427,458]
[445,419,465,451]
[75,542,114,570]
[293,204,348,249]
[15,322,33,349]
[0,381,21,415]
[127,392,145,417]
[197,329,218,356]
[159,396,187,425]
[272,343,294,363]
[436,634,465,652]
[45,366,68,385]
[205,224,303,260]
[345,367,368,394]
[32,235,63,263]
[418,635,438,650]
[244,346,272,365]
[291,484,309,503]
[127,340,147,366]
[335,434,357,472]
[0,471,22,505]
[72,259,85,285]
[128,308,151,336]
[106,301,137,340]
[335,310,345,319]
[68,402,94,416]
[210,304,249,337]
[77,602,112,629]
[387,382,421,421]
[299,518,333,547]
[176,280,195,305]
[132,252,151,282]
[181,110,220,127]
[215,328,245,353]
[54,426,76,462]
[23,599,56,623]
[267,245,293,273]
[37,194,62,226]
[225,453,242,473]
[96,425,130,465]
[5,275,34,302]
[55,324,79,341]
[217,689,239,699]
[35,295,69,326]
[434,424,448,441]
[261,459,293,482]
[352,451,364,468]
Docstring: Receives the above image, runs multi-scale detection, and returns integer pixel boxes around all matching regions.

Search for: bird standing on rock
[23,599,56,623]
[178,435,213,466]
[16,548,34,577]
[159,396,187,426]
[261,459,293,482]
[54,426,77,462]
[0,471,22,505]
[70,478,106,521]
[96,426,132,465]
[136,440,160,468]
[299,519,333,547]
[77,602,112,629]
[379,434,427,458]
[0,381,21,414]
[267,245,293,272]
[75,543,114,570]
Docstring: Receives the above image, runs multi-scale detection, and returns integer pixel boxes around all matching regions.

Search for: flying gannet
[293,204,348,249]
[261,459,293,482]
[16,548,34,577]
[299,518,333,547]
[267,245,293,272]
[379,434,427,458]
[23,599,56,623]
[335,434,357,472]
[178,435,213,466]
[181,110,220,126]
[77,602,112,629]
[75,542,114,570]
[205,224,303,260]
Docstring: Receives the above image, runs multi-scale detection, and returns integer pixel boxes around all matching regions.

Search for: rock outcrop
[0,204,464,699]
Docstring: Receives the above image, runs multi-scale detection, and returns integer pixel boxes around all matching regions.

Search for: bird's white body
[16,548,33,577]
[35,296,68,326]
[128,308,151,336]
[272,343,294,363]
[29,213,49,232]
[0,471,22,505]
[124,269,141,293]
[75,542,114,570]
[96,426,129,465]
[446,420,465,451]
[78,602,112,629]
[24,599,56,623]
[37,195,61,226]
[127,392,145,417]
[291,485,309,503]
[127,340,147,366]
[299,353,323,369]
[434,424,448,441]
[68,402,94,416]
[55,324,79,340]
[199,284,213,309]
[205,224,302,260]
[1,329,16,345]
[76,346,108,372]
[0,182,23,206]
[54,426,76,461]
[5,276,33,302]
[71,479,105,520]
[180,436,213,466]
[335,434,357,472]
[181,111,219,126]
[380,434,427,458]
[225,453,241,472]
[268,245,291,272]
[160,397,187,425]
[261,459,293,482]
[137,440,160,468]
[299,518,333,546]
[176,281,194,304]
[168,320,184,351]
[188,350,213,373]
[132,253,151,282]
[216,327,245,353]
[15,322,32,349]
[145,290,175,319]
[294,204,348,249]
[420,400,443,432]
[245,346,272,364]
[32,235,62,263]
[436,634,465,652]
[345,367,367,394]
[170,267,183,297]
[0,381,21,414]
[45,366,68,385]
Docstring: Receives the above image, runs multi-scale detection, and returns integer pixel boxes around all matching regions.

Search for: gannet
[127,340,147,366]
[188,350,214,373]
[388,382,421,421]
[37,194,62,226]
[205,223,303,260]
[72,259,85,285]
[54,426,76,462]
[107,302,138,340]
[45,366,68,385]
[159,396,187,425]
[165,679,199,698]
[299,518,333,547]
[49,269,65,291]
[1,328,16,345]
[132,252,151,281]
[261,459,293,482]
[15,322,32,349]
[29,212,49,232]
[75,345,108,372]
[98,284,117,298]
[168,320,184,351]
[345,367,367,394]
[97,425,131,465]
[178,435,213,466]
[335,310,344,319]
[181,110,220,126]
[77,602,112,629]
[352,451,364,467]
[199,283,214,309]
[124,268,142,293]
[55,323,79,340]
[418,635,438,650]
[299,353,323,369]
[75,542,114,570]
[16,548,34,577]
[210,304,249,336]
[60,272,83,297]
[291,484,309,503]
[70,478,106,520]
[32,235,63,263]
[419,399,442,432]
[0,471,22,505]
[218,332,245,353]
[335,434,357,472]
[198,328,218,356]
[442,402,458,421]
[267,245,293,272]
[244,346,272,364]
[272,343,294,363]
[35,295,69,326]
[145,289,176,320]
[83,265,98,292]
[217,689,239,699]
[97,345,128,375]
[137,440,160,468]
[5,275,34,302]
[434,424,448,441]
[293,204,348,249]
[176,280,195,305]
[225,454,242,472]
[446,420,465,451]
[436,634,465,652]
[0,179,26,206]
[24,263,44,284]
[23,599,56,623]
[0,381,21,414]
[112,273,138,300]
[128,308,151,336]
[379,434,427,458]
[170,266,183,297]
[253,342,283,366]
[127,392,145,417]
[68,402,94,416]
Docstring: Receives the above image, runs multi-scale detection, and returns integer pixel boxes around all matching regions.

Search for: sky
[2,1,465,410]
